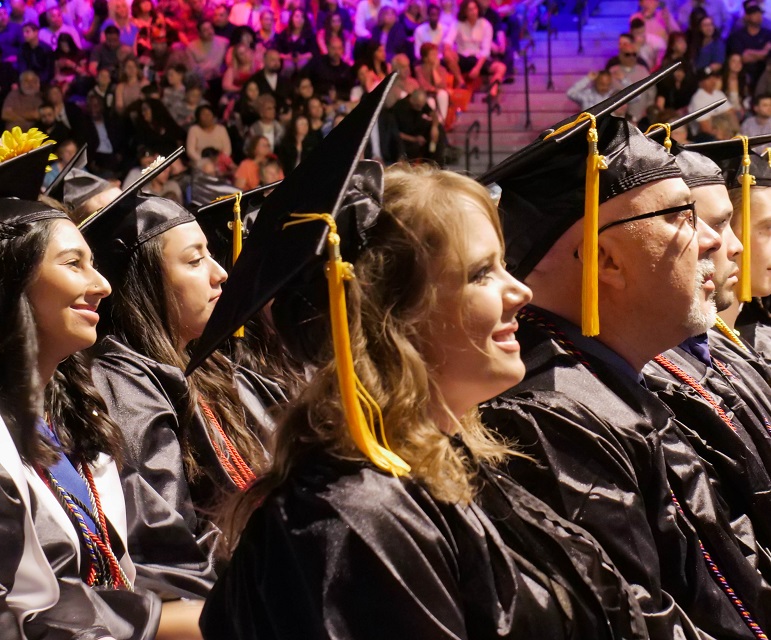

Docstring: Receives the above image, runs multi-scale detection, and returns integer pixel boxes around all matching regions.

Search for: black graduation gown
[481,306,771,639]
[642,343,771,579]
[200,453,651,640]
[89,336,286,601]
[736,298,771,361]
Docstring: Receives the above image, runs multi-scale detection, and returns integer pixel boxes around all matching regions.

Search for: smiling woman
[0,198,160,639]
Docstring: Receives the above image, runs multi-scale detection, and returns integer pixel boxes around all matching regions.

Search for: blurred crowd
[0,0,525,204]
[568,0,771,150]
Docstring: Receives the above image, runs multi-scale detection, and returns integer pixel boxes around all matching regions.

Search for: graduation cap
[0,132,57,201]
[644,98,727,151]
[188,73,411,477]
[0,197,68,232]
[479,67,682,337]
[79,147,194,283]
[44,143,88,203]
[682,135,771,301]
[193,181,280,269]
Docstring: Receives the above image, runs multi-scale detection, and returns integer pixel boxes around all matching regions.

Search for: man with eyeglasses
[479,74,771,638]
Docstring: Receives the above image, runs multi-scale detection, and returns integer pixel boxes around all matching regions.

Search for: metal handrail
[464,120,481,173]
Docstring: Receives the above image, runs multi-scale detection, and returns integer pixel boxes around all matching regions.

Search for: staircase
[448,0,639,176]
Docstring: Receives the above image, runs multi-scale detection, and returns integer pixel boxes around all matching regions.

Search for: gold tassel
[212,192,245,337]
[644,122,672,153]
[283,213,411,476]
[544,112,607,336]
[734,135,755,302]
[714,316,748,352]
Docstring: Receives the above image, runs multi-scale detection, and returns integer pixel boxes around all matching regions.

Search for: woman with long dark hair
[81,151,285,623]
[276,112,318,170]
[0,143,160,638]
[274,8,318,77]
[189,81,655,639]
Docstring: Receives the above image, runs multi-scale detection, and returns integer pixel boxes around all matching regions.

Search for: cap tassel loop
[282,213,411,477]
[644,122,672,153]
[735,135,755,302]
[213,192,245,337]
[544,112,607,336]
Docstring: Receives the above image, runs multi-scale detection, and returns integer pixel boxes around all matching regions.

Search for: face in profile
[161,221,228,349]
[746,186,771,297]
[26,220,112,366]
[424,196,532,419]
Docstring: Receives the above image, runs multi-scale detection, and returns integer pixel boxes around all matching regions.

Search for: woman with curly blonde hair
[189,82,652,639]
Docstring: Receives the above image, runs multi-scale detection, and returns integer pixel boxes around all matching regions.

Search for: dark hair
[22,21,38,31]
[753,93,771,107]
[108,234,269,479]
[457,0,480,22]
[619,31,634,42]
[197,18,213,32]
[55,32,81,56]
[195,103,215,123]
[629,16,645,29]
[104,24,120,36]
[0,218,123,466]
[420,41,438,60]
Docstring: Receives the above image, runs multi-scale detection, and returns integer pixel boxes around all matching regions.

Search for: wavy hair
[0,217,123,466]
[107,233,270,480]
[221,164,517,550]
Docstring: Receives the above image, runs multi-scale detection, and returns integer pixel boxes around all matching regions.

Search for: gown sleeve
[90,341,218,600]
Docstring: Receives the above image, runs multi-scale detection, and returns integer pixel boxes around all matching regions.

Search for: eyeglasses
[597,201,698,235]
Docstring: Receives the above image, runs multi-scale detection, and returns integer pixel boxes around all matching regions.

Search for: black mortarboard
[188,73,409,477]
[480,68,682,336]
[0,143,56,201]
[44,143,88,203]
[79,147,194,282]
[0,198,68,229]
[192,181,280,268]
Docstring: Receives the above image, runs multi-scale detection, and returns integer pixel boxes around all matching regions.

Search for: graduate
[80,151,286,628]
[639,133,771,580]
[186,75,654,640]
[479,69,771,637]
[715,149,771,362]
[193,183,304,396]
[0,138,160,638]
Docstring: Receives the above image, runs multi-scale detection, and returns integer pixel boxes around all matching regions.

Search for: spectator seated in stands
[84,91,126,178]
[317,12,354,64]
[187,18,229,87]
[371,5,411,63]
[605,32,653,123]
[92,66,116,110]
[44,84,87,144]
[630,0,681,43]
[304,35,355,102]
[389,53,420,105]
[727,0,771,92]
[415,42,451,122]
[89,24,132,77]
[392,88,446,164]
[53,33,88,94]
[0,4,23,64]
[255,9,277,50]
[476,0,510,81]
[740,93,771,152]
[688,65,738,140]
[400,0,425,40]
[690,14,726,72]
[629,16,665,70]
[19,22,55,86]
[317,0,353,34]
[566,70,614,111]
[100,0,139,47]
[246,93,285,152]
[186,103,232,164]
[115,56,149,115]
[234,134,272,190]
[229,0,266,31]
[275,8,318,78]
[259,155,284,186]
[251,48,293,114]
[354,0,387,48]
[160,62,187,124]
[678,0,731,39]
[222,43,260,99]
[276,112,319,171]
[211,4,235,41]
[36,100,71,143]
[654,60,698,110]
[8,0,37,27]
[304,95,329,137]
[2,69,42,130]
[40,6,82,50]
[414,3,464,88]
[454,0,506,87]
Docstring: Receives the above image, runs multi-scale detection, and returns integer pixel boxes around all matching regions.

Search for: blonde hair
[221,164,515,550]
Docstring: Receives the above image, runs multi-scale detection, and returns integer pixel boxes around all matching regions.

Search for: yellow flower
[0,127,56,164]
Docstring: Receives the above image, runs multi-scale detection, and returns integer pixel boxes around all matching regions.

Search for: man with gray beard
[640,138,771,598]
[480,71,771,638]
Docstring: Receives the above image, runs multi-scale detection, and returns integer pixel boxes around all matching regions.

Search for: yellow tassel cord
[0,126,56,168]
[544,113,607,336]
[283,213,411,476]
[212,192,244,337]
[714,316,749,352]
[643,122,672,153]
[734,135,755,303]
